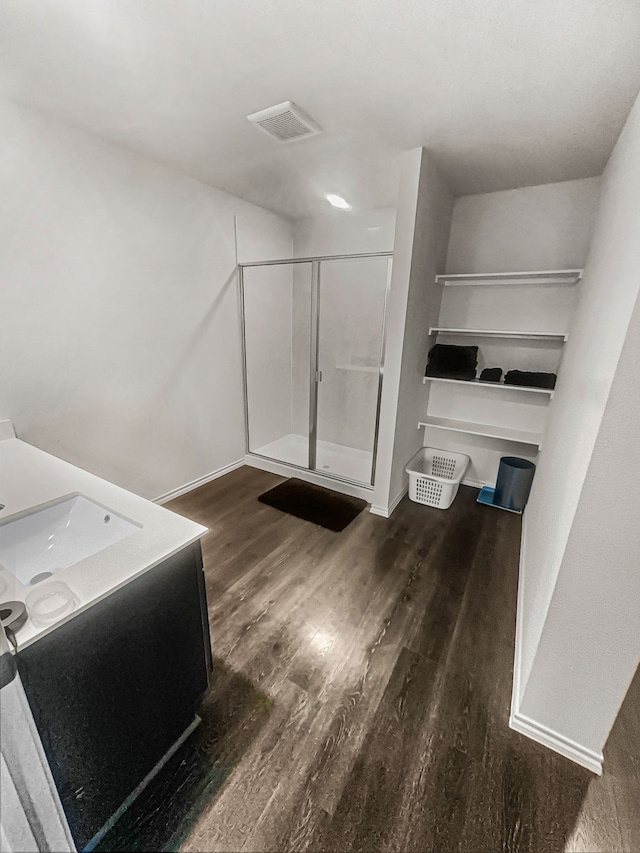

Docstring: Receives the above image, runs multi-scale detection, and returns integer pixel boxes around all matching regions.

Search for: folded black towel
[504,370,557,389]
[480,367,503,383]
[426,344,478,381]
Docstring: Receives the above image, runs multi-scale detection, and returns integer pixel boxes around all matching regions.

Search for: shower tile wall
[245,208,397,485]
[290,261,386,452]
[315,258,387,453]
[291,265,312,440]
[243,263,296,451]
[291,208,396,457]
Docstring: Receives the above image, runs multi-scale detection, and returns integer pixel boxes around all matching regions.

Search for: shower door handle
[316,371,323,382]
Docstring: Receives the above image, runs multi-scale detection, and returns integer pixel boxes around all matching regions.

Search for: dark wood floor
[168,466,639,853]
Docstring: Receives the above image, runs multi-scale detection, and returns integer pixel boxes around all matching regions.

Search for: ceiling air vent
[247,101,322,143]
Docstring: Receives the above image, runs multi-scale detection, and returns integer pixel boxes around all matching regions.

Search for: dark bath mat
[258,477,367,531]
[94,658,273,852]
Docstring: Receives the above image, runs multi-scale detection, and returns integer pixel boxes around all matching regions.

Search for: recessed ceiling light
[325,193,352,211]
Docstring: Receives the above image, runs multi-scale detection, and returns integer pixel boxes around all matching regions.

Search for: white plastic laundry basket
[405,448,470,509]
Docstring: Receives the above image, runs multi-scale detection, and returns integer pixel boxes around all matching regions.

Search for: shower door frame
[238,251,393,489]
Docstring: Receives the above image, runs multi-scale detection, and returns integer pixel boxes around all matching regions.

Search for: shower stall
[239,252,392,489]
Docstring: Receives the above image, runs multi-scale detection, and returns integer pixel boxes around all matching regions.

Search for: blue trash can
[494,457,536,512]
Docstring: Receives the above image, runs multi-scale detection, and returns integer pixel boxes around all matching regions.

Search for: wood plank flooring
[168,466,639,853]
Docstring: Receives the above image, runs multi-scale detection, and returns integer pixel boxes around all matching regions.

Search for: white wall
[292,208,396,258]
[446,178,601,273]
[516,90,640,762]
[521,298,640,751]
[422,178,601,487]
[373,149,454,513]
[0,99,292,499]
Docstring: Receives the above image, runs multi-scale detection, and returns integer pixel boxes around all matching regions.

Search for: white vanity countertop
[0,437,208,650]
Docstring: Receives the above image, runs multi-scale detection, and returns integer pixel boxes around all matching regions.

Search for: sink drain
[30,571,54,585]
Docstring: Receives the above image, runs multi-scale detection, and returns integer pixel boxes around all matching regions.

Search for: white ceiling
[1,0,640,218]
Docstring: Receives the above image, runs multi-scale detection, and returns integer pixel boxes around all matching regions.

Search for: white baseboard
[511,511,527,711]
[509,710,603,775]
[154,459,244,504]
[244,453,373,503]
[462,476,488,489]
[370,484,409,518]
[369,504,389,517]
[509,513,603,776]
[390,484,409,514]
[0,419,15,441]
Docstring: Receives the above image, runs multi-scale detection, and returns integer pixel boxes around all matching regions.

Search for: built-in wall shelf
[335,363,379,373]
[428,327,568,342]
[435,269,583,287]
[423,375,555,397]
[419,416,543,448]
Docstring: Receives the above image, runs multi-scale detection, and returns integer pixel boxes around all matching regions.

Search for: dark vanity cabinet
[17,541,211,850]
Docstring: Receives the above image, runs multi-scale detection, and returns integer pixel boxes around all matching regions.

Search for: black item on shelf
[426,344,478,381]
[504,370,557,389]
[494,457,536,511]
[479,367,503,383]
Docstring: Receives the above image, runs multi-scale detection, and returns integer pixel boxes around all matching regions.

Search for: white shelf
[435,269,583,287]
[419,416,543,448]
[335,363,379,373]
[423,375,554,397]
[428,327,567,342]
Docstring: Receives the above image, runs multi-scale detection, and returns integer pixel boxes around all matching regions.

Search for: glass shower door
[241,262,313,468]
[315,256,391,485]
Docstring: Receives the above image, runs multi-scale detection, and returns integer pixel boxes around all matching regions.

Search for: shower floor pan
[252,434,373,486]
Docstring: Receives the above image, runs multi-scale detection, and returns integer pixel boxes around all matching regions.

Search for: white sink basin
[0,495,141,587]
